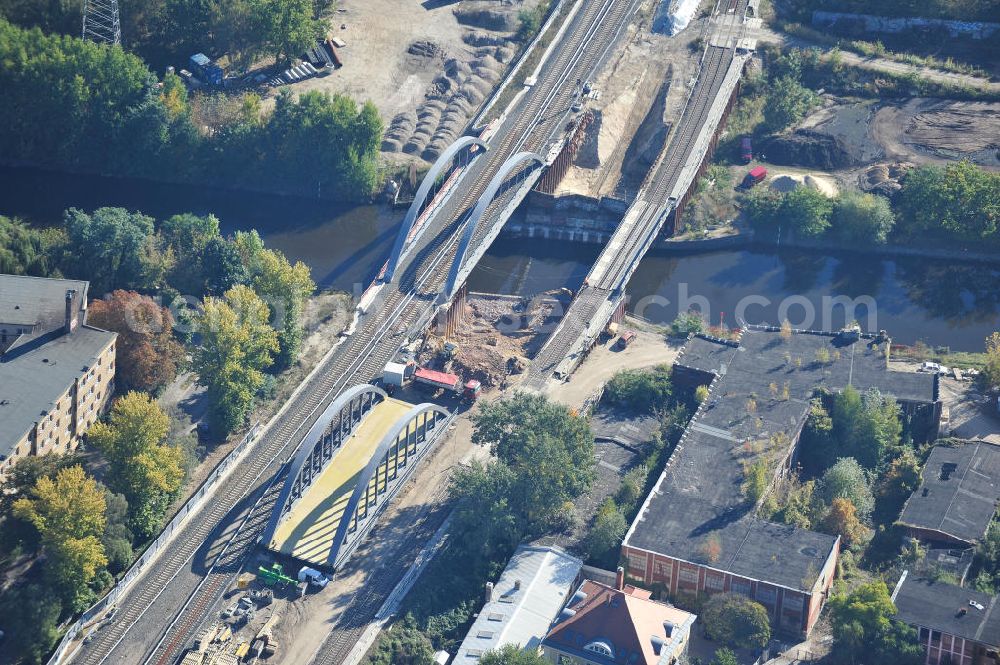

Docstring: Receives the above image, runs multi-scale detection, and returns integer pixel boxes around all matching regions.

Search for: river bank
[662,229,1000,265]
[2,165,997,352]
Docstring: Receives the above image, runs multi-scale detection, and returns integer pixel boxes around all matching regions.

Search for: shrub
[702,593,772,650]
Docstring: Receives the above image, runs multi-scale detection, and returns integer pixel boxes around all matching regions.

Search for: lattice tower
[82,0,121,45]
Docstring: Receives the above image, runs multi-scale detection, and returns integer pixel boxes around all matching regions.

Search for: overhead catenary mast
[82,0,121,45]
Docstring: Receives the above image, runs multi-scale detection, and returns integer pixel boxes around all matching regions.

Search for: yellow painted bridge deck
[269,397,413,567]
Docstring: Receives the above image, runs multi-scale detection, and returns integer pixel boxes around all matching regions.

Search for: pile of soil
[762,129,858,170]
[443,293,567,388]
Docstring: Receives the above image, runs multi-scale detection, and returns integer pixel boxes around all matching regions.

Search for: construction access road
[66,0,642,663]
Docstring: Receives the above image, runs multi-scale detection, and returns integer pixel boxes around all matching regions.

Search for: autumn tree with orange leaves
[88,290,184,394]
[822,498,868,548]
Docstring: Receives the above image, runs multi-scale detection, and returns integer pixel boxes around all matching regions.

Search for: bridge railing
[47,421,262,665]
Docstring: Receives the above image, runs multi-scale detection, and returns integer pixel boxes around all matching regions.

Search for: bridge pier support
[434,284,468,339]
[535,113,593,194]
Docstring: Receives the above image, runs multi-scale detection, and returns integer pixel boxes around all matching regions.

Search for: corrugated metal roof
[454,545,582,664]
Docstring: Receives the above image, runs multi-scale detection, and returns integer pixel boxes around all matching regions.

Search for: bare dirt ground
[544,321,680,410]
[872,98,1000,169]
[556,9,706,198]
[938,376,1000,445]
[294,0,538,163]
[431,292,571,388]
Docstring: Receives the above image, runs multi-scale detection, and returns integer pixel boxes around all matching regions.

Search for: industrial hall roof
[626,327,937,592]
[893,573,1000,647]
[898,441,1000,545]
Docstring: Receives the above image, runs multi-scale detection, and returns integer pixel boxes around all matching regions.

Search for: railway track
[71,0,642,663]
[523,0,750,390]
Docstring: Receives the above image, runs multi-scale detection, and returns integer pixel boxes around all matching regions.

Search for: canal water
[3,167,998,351]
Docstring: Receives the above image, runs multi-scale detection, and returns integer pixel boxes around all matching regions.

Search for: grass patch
[484,0,576,124]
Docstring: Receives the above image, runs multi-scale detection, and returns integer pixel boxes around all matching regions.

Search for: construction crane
[82,0,121,45]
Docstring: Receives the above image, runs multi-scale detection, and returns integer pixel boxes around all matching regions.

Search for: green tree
[0,20,176,174]
[87,392,187,538]
[876,448,921,523]
[448,460,520,565]
[233,230,315,368]
[828,581,923,665]
[742,459,770,505]
[775,475,823,530]
[983,332,1000,388]
[13,466,108,611]
[61,207,170,294]
[832,191,895,244]
[0,583,63,664]
[602,364,675,413]
[481,645,549,665]
[670,310,706,336]
[160,213,222,295]
[818,458,875,520]
[702,593,772,650]
[203,236,250,295]
[192,284,279,433]
[252,0,319,65]
[584,498,628,563]
[743,186,784,230]
[782,187,833,238]
[472,393,595,525]
[368,622,436,665]
[259,91,383,201]
[897,161,1000,242]
[763,76,818,131]
[0,215,58,275]
[711,648,740,665]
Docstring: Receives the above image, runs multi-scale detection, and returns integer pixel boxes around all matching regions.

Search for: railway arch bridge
[260,385,452,571]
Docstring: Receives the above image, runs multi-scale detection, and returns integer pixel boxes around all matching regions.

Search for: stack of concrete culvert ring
[383,111,416,152]
[384,36,517,158]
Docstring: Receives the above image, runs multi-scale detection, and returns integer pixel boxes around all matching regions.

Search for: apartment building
[0,275,116,479]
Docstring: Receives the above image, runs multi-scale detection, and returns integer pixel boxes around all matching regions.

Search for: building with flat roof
[541,570,695,665]
[898,441,1000,548]
[892,572,1000,665]
[623,327,941,637]
[0,275,116,479]
[454,545,583,664]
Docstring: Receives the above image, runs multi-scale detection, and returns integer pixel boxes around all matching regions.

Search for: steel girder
[384,136,488,282]
[328,403,450,568]
[441,151,544,303]
[261,384,387,548]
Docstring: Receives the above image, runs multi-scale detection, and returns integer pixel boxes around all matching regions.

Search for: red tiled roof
[543,580,694,665]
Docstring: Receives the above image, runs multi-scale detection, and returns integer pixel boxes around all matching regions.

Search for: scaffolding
[82,0,121,45]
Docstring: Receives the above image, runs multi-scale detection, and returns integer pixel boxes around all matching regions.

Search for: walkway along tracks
[66,0,645,663]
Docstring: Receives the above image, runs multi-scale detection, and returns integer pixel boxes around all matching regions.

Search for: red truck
[742,166,767,188]
[413,367,481,400]
[615,331,637,350]
[740,137,753,163]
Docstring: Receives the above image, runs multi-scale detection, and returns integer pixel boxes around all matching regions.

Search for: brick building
[892,573,1000,665]
[622,327,941,637]
[898,441,1000,549]
[0,275,116,480]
